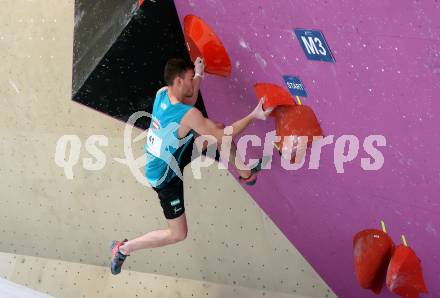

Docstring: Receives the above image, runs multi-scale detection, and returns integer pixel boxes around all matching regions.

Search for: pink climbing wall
[175,1,440,297]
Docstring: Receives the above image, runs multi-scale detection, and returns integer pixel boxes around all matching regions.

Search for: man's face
[176,69,195,98]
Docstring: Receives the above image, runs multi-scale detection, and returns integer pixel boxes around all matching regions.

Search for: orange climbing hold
[253,83,322,158]
[386,245,428,298]
[353,229,395,294]
[183,15,232,77]
[254,83,296,114]
[274,105,323,147]
[272,105,323,159]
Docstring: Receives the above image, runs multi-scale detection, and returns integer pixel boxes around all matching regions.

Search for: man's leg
[110,213,187,275]
[120,176,187,254]
[195,124,253,180]
[222,138,252,179]
[118,213,187,255]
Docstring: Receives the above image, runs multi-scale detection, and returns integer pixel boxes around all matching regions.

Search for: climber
[110,57,271,275]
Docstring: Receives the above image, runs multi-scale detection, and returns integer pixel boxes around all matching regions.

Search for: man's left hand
[194,57,205,79]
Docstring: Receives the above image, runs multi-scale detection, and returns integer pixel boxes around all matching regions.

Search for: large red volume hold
[274,105,323,148]
[386,245,428,298]
[353,229,395,294]
[183,15,231,77]
[253,83,322,158]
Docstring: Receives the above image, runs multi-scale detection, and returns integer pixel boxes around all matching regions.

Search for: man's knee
[169,229,187,243]
[167,214,188,243]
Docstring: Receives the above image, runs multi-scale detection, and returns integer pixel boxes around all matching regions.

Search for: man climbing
[110,57,271,275]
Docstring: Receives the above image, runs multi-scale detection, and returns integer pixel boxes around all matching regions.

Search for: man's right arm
[181,108,225,142]
[181,99,270,142]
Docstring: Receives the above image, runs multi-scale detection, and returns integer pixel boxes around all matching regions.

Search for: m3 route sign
[294,29,335,63]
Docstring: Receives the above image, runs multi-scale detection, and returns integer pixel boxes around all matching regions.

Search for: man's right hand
[251,97,273,120]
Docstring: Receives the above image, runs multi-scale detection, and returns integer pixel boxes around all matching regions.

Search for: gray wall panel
[72,0,137,95]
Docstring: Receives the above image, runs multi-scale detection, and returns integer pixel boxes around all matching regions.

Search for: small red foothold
[386,245,428,298]
[353,229,395,294]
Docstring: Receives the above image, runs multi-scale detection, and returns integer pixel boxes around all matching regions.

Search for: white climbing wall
[0,276,54,298]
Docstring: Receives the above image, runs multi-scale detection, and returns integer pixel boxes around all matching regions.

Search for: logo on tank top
[152,119,161,130]
[160,103,167,110]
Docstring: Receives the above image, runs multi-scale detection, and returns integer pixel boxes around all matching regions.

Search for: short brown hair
[163,58,194,86]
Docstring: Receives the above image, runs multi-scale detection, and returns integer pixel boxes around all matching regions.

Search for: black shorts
[152,176,185,220]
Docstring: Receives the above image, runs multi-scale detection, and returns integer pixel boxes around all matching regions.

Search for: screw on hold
[401,234,408,247]
[381,220,387,233]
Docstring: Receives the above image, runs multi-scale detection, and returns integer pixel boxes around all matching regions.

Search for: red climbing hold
[253,83,322,158]
[353,229,395,294]
[254,83,296,115]
[183,15,231,77]
[273,105,323,153]
[386,245,428,298]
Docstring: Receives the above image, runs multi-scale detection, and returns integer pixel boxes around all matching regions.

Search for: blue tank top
[144,88,194,188]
